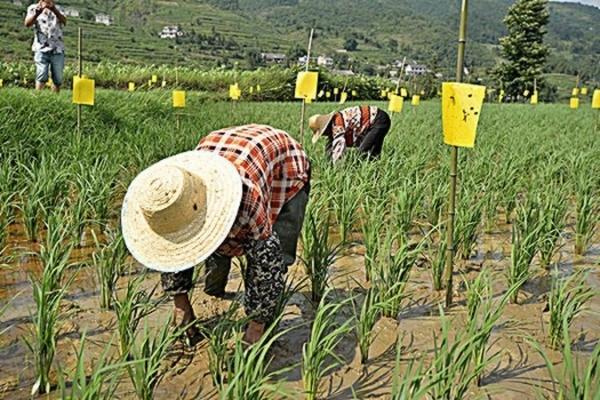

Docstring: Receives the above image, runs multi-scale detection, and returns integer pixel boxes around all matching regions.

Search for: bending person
[121,125,310,345]
[309,105,391,163]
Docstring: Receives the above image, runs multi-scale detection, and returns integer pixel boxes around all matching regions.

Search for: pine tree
[495,0,550,99]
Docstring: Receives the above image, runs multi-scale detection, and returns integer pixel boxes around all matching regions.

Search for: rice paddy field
[0,88,598,399]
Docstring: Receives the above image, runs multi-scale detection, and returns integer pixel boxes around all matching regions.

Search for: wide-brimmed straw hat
[308,113,334,144]
[121,151,243,273]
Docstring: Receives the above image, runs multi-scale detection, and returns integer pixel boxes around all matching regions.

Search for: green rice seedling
[531,318,600,399]
[0,193,15,260]
[573,175,598,256]
[0,291,19,337]
[18,185,44,243]
[302,293,354,400]
[301,196,345,303]
[393,178,425,237]
[221,318,294,400]
[24,210,76,395]
[455,191,483,260]
[506,199,544,304]
[391,337,436,400]
[429,306,490,400]
[547,268,594,349]
[201,300,245,389]
[91,227,128,310]
[537,187,568,269]
[114,275,157,357]
[332,175,363,242]
[425,179,447,228]
[127,317,180,400]
[427,234,446,291]
[57,333,134,400]
[361,198,386,282]
[374,232,425,318]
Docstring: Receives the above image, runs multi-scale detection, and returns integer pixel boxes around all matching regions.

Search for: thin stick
[444,0,469,308]
[77,27,82,138]
[300,28,315,144]
[395,56,407,94]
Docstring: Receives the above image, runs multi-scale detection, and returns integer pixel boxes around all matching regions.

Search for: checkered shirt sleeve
[197,125,310,256]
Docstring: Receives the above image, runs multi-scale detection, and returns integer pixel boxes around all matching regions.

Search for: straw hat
[308,113,334,144]
[121,151,243,273]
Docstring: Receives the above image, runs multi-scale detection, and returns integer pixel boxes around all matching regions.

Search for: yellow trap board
[172,90,186,108]
[294,72,318,100]
[72,76,95,106]
[442,82,486,148]
[388,95,404,113]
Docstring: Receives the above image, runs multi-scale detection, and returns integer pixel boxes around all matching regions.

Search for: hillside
[0,0,598,79]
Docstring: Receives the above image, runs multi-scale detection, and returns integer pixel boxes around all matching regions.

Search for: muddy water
[0,219,598,399]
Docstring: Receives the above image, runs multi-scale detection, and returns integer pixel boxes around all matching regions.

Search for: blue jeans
[34,51,65,86]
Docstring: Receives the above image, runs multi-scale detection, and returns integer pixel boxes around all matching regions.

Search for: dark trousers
[357,110,391,159]
[160,183,310,297]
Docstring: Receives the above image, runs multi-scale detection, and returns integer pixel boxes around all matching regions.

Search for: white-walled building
[159,26,184,39]
[95,14,112,26]
[63,7,80,18]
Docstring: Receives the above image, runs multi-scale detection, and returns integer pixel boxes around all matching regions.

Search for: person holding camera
[24,1,67,93]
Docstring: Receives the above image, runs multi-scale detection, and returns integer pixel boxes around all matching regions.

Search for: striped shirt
[197,125,310,256]
[329,105,379,162]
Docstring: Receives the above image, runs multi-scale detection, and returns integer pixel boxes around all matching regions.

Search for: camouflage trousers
[160,183,309,324]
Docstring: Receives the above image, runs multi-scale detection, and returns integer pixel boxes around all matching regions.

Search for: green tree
[495,0,550,99]
[343,37,359,52]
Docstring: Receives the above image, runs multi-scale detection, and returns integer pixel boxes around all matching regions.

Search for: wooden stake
[444,0,469,309]
[395,56,407,94]
[77,27,83,138]
[299,28,314,145]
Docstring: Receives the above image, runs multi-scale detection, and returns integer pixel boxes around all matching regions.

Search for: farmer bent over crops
[309,105,391,163]
[24,1,67,92]
[121,125,310,345]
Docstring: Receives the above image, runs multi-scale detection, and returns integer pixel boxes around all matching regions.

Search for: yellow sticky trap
[173,90,186,108]
[381,90,387,98]
[326,91,331,98]
[162,80,167,88]
[442,82,486,148]
[570,97,579,109]
[128,82,135,92]
[46,78,53,87]
[581,87,588,95]
[0,79,3,87]
[401,88,408,97]
[72,76,95,106]
[249,86,254,94]
[352,90,357,97]
[148,80,153,87]
[523,89,530,97]
[333,88,339,95]
[318,90,324,98]
[152,75,158,83]
[420,90,425,96]
[304,97,312,104]
[531,92,538,105]
[295,71,319,100]
[592,90,600,109]
[229,84,241,100]
[256,85,261,92]
[339,92,348,104]
[387,92,394,100]
[572,88,579,96]
[411,95,420,106]
[388,95,404,113]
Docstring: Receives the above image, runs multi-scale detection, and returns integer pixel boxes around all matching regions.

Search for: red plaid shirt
[330,105,379,162]
[197,125,310,256]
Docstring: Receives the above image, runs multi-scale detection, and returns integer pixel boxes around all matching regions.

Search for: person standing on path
[24,0,67,93]
[121,125,311,345]
[309,105,391,163]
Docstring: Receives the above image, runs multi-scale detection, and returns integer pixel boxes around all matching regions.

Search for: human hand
[243,320,266,345]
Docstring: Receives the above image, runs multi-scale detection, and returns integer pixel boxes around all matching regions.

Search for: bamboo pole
[299,28,315,144]
[395,56,407,94]
[76,27,82,138]
[444,0,469,308]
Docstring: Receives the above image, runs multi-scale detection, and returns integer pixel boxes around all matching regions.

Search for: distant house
[405,63,428,76]
[63,7,80,18]
[261,53,287,64]
[95,14,112,26]
[333,69,355,76]
[159,26,184,39]
[12,0,23,6]
[317,56,334,68]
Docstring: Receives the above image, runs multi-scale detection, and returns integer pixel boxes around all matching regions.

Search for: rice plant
[24,210,76,395]
[221,318,294,400]
[57,333,134,400]
[537,187,568,269]
[114,275,157,357]
[506,199,544,303]
[393,178,424,236]
[427,235,446,291]
[455,193,483,260]
[391,337,435,400]
[547,268,594,349]
[361,198,387,282]
[573,175,598,256]
[301,196,345,303]
[531,318,600,399]
[127,317,180,400]
[332,174,363,242]
[302,293,354,400]
[0,192,14,261]
[91,226,128,310]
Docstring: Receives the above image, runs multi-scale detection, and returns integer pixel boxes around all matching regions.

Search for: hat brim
[311,113,334,144]
[121,151,243,273]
